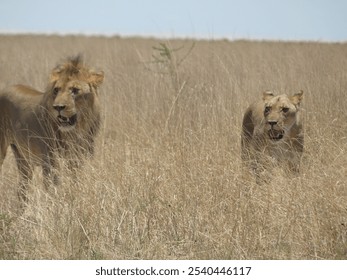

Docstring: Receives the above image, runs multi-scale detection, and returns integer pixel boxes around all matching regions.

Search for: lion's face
[51,80,92,131]
[45,57,104,132]
[262,91,303,142]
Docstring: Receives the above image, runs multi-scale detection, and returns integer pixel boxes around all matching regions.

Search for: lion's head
[262,90,303,141]
[43,55,104,132]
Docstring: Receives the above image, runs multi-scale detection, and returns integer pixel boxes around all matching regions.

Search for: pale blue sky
[1,0,346,41]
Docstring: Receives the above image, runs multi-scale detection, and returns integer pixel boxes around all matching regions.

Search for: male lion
[241,90,304,180]
[0,56,104,202]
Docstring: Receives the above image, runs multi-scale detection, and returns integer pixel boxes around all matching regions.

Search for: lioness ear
[89,70,104,87]
[263,91,274,101]
[291,90,303,106]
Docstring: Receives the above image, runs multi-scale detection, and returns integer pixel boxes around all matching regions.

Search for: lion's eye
[53,87,60,96]
[71,87,80,95]
[264,106,271,114]
[282,107,289,113]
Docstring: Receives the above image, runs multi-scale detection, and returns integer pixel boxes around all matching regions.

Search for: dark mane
[68,54,83,68]
[63,54,84,76]
[52,54,85,78]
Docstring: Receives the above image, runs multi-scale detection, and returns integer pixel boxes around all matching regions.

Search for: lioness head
[262,90,303,141]
[45,55,104,132]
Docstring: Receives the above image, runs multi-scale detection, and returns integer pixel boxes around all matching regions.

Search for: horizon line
[0,30,346,44]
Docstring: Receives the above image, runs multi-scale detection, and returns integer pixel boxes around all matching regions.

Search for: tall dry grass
[0,35,346,259]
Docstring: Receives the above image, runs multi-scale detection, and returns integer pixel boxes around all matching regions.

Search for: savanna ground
[0,35,346,259]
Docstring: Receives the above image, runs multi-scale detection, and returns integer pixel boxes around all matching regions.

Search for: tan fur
[0,56,104,202]
[241,90,304,179]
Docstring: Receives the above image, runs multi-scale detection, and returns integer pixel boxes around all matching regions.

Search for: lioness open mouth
[268,129,284,141]
[57,114,77,127]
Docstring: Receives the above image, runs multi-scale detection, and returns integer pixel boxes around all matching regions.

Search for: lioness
[241,90,304,179]
[0,56,104,202]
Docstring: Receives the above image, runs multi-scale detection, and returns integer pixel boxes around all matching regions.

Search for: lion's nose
[268,120,278,127]
[53,105,66,113]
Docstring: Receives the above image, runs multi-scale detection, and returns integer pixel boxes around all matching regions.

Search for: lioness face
[263,91,303,141]
[47,59,104,132]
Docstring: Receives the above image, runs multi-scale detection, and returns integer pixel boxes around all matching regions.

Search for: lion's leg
[287,151,302,175]
[10,144,33,203]
[289,135,304,174]
[241,146,262,184]
[284,137,304,175]
[288,162,300,174]
[85,134,95,157]
[250,147,272,185]
[66,158,81,183]
[0,136,8,170]
[42,152,60,189]
[241,136,256,180]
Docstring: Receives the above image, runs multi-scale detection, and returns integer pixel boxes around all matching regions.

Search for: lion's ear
[89,70,104,87]
[263,91,274,101]
[291,90,303,105]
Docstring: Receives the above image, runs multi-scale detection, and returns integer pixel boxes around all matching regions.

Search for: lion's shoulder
[0,85,44,113]
[3,84,43,97]
[248,100,267,123]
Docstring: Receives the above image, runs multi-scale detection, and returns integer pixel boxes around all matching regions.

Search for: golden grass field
[0,35,346,259]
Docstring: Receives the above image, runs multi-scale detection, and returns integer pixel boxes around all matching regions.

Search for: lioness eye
[53,87,60,96]
[264,106,271,114]
[71,87,80,95]
[282,107,289,113]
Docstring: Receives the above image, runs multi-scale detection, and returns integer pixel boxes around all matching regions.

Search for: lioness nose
[53,105,66,112]
[268,120,278,126]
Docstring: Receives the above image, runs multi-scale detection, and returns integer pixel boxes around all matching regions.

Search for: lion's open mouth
[268,129,284,141]
[57,114,77,127]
